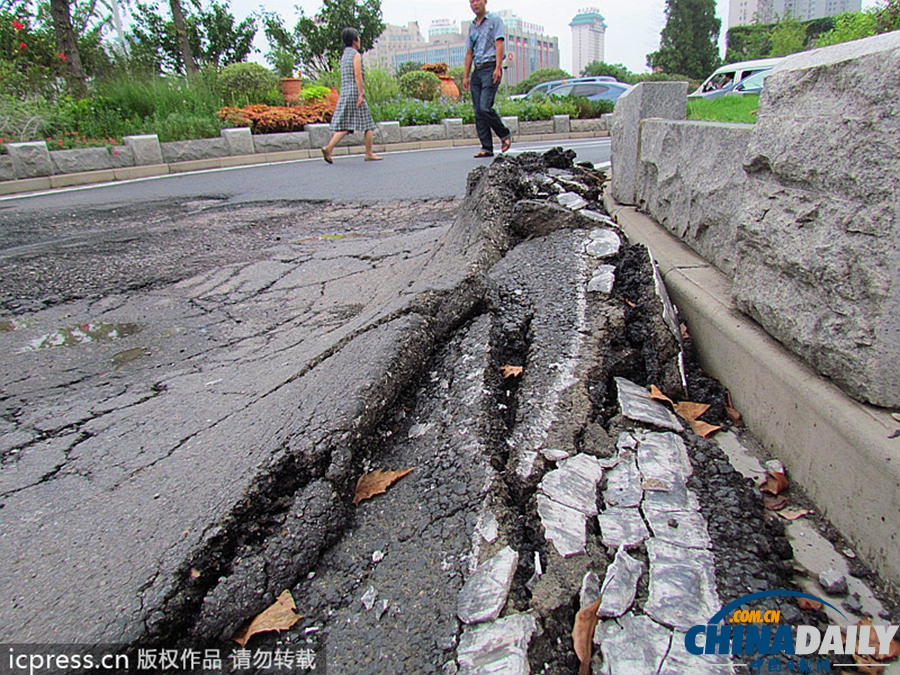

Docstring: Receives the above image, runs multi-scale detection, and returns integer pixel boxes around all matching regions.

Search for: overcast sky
[224,0,880,75]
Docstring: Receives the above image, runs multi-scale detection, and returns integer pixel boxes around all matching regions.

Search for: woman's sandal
[473,150,493,158]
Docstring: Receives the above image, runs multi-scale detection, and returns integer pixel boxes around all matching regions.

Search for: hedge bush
[398,71,441,102]
[218,62,280,106]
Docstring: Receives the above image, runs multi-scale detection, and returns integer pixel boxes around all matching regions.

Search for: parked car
[688,58,782,99]
[541,80,632,103]
[508,76,621,100]
[727,68,772,96]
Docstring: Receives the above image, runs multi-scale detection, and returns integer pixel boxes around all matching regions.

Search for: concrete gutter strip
[605,191,900,587]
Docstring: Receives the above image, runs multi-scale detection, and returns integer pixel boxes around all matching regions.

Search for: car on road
[508,76,622,100]
[540,79,632,103]
[689,57,782,99]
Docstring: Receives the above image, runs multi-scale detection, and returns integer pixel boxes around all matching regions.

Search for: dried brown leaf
[797,597,822,611]
[688,419,723,439]
[500,364,523,378]
[189,568,201,580]
[572,598,602,675]
[673,401,710,422]
[761,471,789,495]
[763,494,789,511]
[232,590,301,647]
[649,385,673,405]
[777,508,809,521]
[857,617,900,661]
[353,468,413,506]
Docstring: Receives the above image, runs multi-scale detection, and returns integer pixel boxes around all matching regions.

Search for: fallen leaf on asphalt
[687,419,723,439]
[353,468,413,506]
[763,494,789,511]
[649,385,673,405]
[500,365,523,378]
[642,478,669,491]
[673,401,710,422]
[797,597,822,611]
[189,568,201,580]
[572,598,602,675]
[232,590,301,647]
[777,508,809,521]
[761,471,789,495]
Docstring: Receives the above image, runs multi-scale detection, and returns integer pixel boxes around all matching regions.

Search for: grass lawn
[687,95,761,124]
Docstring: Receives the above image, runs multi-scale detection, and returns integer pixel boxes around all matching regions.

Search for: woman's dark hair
[342,27,360,46]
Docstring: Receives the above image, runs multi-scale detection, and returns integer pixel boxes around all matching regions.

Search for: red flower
[59,52,67,60]
[12,20,24,30]
[58,139,64,147]
[19,41,26,49]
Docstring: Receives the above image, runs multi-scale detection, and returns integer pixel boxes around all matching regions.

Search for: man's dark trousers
[470,65,510,153]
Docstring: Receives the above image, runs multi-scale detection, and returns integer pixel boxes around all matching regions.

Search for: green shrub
[398,71,441,101]
[301,85,331,103]
[314,66,341,91]
[218,62,280,106]
[153,111,224,141]
[363,67,399,104]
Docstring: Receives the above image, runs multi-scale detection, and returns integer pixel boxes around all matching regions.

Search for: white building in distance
[729,0,861,26]
[570,8,607,76]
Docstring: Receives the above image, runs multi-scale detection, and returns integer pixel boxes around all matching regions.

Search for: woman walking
[321,27,382,163]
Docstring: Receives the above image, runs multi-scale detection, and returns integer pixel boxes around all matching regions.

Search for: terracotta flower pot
[280,77,303,105]
[438,75,460,99]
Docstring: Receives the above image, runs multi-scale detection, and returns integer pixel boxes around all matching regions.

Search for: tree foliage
[647,0,721,80]
[580,61,632,81]
[768,11,806,56]
[266,0,383,76]
[127,0,254,74]
[394,60,422,76]
[513,67,570,94]
[725,17,833,61]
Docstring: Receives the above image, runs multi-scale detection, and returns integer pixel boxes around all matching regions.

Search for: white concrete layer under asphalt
[604,190,900,589]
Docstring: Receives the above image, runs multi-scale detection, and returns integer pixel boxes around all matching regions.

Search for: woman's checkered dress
[330,46,376,133]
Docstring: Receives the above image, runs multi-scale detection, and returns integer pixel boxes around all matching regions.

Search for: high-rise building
[367,22,427,70]
[728,0,860,26]
[570,8,607,77]
[370,12,559,87]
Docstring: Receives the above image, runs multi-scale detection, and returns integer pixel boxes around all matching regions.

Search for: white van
[688,57,783,99]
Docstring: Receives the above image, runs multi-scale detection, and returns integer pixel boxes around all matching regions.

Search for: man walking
[462,0,511,158]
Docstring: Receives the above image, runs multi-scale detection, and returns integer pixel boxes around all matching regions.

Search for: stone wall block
[305,124,331,150]
[50,147,115,174]
[6,141,53,178]
[399,124,445,142]
[247,132,310,153]
[519,120,553,135]
[501,116,519,134]
[124,135,163,166]
[0,156,16,182]
[734,31,900,407]
[221,127,254,155]
[552,114,570,134]
[636,119,753,277]
[376,121,401,144]
[160,138,228,164]
[610,81,688,205]
[442,118,464,139]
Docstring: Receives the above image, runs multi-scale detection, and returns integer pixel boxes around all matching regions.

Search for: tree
[647,0,720,80]
[127,0,253,73]
[580,61,633,82]
[169,0,197,74]
[295,0,383,75]
[513,67,570,94]
[49,0,87,94]
[768,11,806,56]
